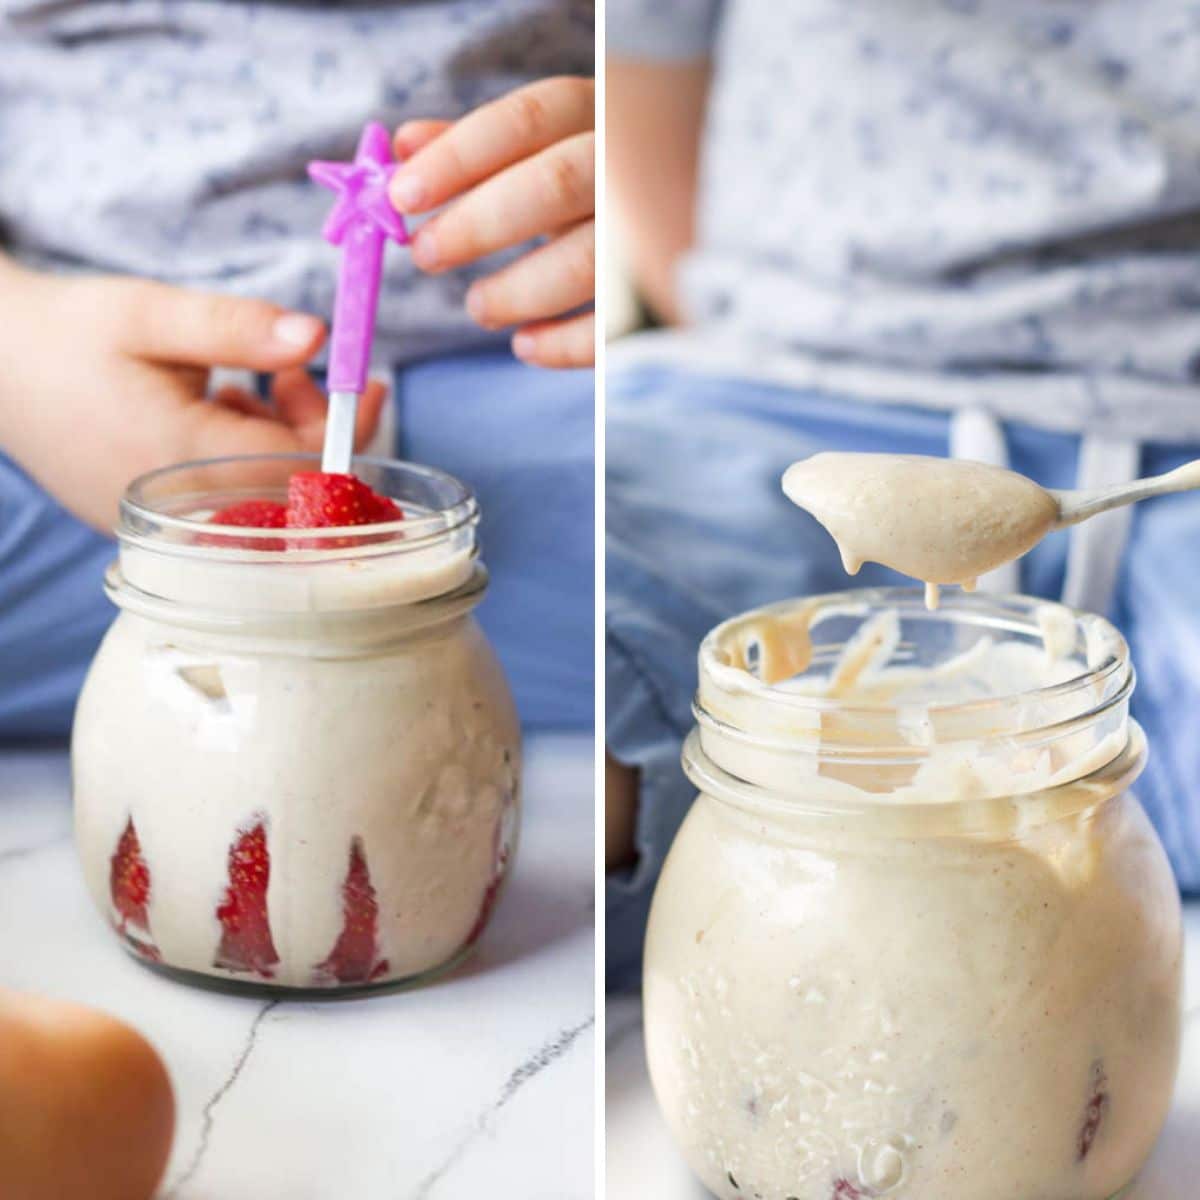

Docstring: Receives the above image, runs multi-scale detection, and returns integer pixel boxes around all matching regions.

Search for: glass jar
[644,589,1182,1200]
[72,454,520,994]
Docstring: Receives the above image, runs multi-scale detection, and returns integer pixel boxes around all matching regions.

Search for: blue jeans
[0,350,594,738]
[606,364,1200,989]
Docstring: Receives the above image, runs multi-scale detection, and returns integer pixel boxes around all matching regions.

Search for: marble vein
[166,999,279,1198]
[0,831,70,870]
[409,1013,595,1199]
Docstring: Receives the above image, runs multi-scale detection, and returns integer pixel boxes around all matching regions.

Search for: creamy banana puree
[644,597,1182,1200]
[783,453,1061,609]
[73,515,520,989]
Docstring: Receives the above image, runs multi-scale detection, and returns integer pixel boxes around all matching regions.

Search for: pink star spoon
[308,122,409,474]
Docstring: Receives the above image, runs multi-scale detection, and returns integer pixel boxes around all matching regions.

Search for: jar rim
[693,588,1137,806]
[119,452,477,558]
[699,588,1129,724]
[112,453,481,622]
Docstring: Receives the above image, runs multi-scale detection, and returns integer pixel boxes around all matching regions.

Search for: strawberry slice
[465,875,504,948]
[286,472,403,530]
[209,500,288,528]
[833,1182,867,1200]
[1077,1060,1109,1160]
[109,817,160,961]
[465,792,517,947]
[200,499,288,550]
[214,819,280,979]
[314,837,389,985]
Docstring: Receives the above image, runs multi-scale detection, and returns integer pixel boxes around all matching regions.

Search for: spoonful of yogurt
[783,451,1200,609]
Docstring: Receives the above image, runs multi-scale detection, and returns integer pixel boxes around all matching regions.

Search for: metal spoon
[1051,459,1200,527]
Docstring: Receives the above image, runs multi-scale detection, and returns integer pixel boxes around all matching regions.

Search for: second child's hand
[390,77,596,370]
[0,257,386,531]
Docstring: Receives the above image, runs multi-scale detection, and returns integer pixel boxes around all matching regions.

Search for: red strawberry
[466,875,504,948]
[1077,1060,1109,1160]
[285,472,403,530]
[214,819,280,978]
[833,1182,867,1200]
[314,837,389,985]
[465,799,516,947]
[210,500,288,528]
[109,817,160,961]
[199,499,288,550]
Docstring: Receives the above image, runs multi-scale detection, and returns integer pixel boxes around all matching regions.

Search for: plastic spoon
[308,122,409,474]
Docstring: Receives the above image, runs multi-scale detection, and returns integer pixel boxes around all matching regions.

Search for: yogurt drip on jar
[782,453,1060,608]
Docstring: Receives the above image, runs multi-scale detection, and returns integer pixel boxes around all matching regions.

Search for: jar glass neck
[683,723,1146,839]
[693,589,1137,812]
[111,454,480,625]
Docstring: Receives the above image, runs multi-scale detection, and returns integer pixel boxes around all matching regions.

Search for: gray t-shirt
[609,0,1200,436]
[0,0,593,364]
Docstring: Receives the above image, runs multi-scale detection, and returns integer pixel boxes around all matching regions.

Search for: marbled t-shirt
[609,0,1200,438]
[0,0,593,364]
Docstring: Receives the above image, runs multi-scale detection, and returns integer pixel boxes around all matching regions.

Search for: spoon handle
[307,121,408,477]
[321,390,359,474]
[1052,459,1200,527]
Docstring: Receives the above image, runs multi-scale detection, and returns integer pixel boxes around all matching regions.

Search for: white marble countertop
[0,731,595,1200]
[608,904,1200,1199]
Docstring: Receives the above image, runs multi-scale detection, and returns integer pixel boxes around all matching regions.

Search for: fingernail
[512,332,536,360]
[273,312,323,347]
[465,285,488,324]
[411,228,439,270]
[390,171,427,212]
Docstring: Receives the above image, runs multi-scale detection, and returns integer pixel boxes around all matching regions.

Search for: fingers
[466,220,594,329]
[177,395,320,463]
[195,371,389,465]
[512,311,595,369]
[410,132,594,272]
[353,380,389,450]
[181,386,385,466]
[211,386,274,421]
[270,369,388,451]
[111,280,326,370]
[270,367,327,433]
[389,76,593,214]
[391,119,452,160]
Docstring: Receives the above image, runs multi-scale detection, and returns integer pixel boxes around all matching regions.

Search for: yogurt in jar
[644,591,1182,1200]
[72,455,520,990]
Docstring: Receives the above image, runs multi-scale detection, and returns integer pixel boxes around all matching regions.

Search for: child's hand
[390,77,595,369]
[0,260,386,531]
